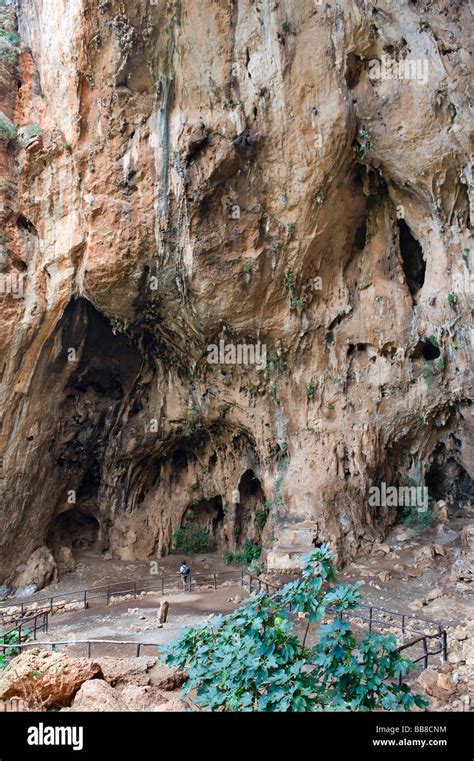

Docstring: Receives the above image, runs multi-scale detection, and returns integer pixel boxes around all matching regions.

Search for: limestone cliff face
[0,0,472,588]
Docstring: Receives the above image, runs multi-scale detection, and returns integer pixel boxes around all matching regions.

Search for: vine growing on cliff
[162,545,428,712]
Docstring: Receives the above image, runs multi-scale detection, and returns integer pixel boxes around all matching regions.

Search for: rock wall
[0,0,472,588]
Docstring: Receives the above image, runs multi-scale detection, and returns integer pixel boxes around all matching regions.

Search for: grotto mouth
[47,509,101,557]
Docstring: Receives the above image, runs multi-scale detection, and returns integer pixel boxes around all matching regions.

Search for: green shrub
[0,111,16,140]
[173,525,213,554]
[224,540,262,569]
[0,29,20,45]
[22,123,43,145]
[306,378,317,400]
[249,559,265,576]
[422,364,435,388]
[0,628,30,668]
[358,127,374,160]
[163,544,428,712]
[0,47,17,65]
[255,508,268,530]
[290,296,305,311]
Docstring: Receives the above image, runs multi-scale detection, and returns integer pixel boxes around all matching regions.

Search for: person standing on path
[179,561,190,590]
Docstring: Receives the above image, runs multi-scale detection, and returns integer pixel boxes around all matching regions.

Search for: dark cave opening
[47,509,100,555]
[412,338,441,361]
[235,469,266,547]
[426,444,474,505]
[397,219,425,295]
[180,496,226,550]
[62,298,142,400]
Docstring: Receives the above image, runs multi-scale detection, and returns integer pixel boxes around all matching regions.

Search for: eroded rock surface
[0,650,103,709]
[0,0,472,586]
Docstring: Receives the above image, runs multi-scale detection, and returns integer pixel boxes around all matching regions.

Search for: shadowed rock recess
[0,0,472,590]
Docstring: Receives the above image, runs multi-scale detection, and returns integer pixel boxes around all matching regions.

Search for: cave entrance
[47,509,100,555]
[397,219,425,296]
[426,444,474,506]
[179,496,225,552]
[235,470,266,548]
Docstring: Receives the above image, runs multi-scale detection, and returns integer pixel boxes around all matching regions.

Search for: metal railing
[1,610,49,654]
[1,570,447,673]
[0,571,245,621]
[3,638,161,659]
[243,573,447,672]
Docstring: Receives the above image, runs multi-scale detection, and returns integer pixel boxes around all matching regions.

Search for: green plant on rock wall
[306,378,317,400]
[173,525,213,554]
[358,127,374,160]
[255,508,268,531]
[0,111,16,140]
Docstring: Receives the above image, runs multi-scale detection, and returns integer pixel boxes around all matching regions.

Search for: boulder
[417,667,456,701]
[70,679,128,712]
[425,587,443,602]
[449,557,473,581]
[96,656,157,687]
[56,546,76,573]
[12,546,58,594]
[414,545,435,565]
[0,650,103,709]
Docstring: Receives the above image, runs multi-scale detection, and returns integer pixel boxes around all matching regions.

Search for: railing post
[369,606,373,634]
[213,573,217,590]
[83,590,87,609]
[442,630,447,662]
[133,582,137,599]
[136,643,141,657]
[401,614,405,645]
[423,637,429,670]
[33,615,37,640]
[240,569,244,588]
[50,597,53,615]
[87,642,91,658]
[18,622,22,643]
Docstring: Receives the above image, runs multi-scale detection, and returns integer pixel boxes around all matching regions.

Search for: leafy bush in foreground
[163,544,428,712]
